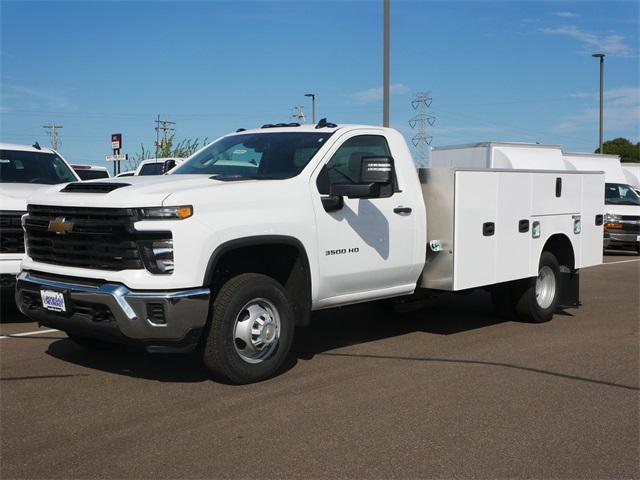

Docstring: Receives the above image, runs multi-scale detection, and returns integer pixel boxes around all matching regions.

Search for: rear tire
[514,251,562,323]
[67,333,119,350]
[202,273,294,384]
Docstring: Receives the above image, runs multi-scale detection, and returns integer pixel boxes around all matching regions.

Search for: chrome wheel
[535,265,556,309]
[233,298,281,364]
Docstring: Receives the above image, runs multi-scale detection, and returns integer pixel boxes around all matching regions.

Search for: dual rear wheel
[490,251,562,323]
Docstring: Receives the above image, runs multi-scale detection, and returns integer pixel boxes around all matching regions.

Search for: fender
[203,235,312,326]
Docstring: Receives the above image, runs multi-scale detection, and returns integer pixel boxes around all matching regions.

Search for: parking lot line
[600,258,640,265]
[0,329,59,340]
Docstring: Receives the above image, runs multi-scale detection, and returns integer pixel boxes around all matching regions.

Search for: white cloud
[353,83,409,104]
[540,25,634,57]
[552,12,579,18]
[1,84,77,111]
[554,87,640,134]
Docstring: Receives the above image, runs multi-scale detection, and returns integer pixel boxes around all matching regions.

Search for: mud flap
[559,269,580,308]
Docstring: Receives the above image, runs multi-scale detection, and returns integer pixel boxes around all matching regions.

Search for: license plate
[40,290,66,312]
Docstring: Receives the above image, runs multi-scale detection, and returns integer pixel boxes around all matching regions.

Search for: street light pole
[304,93,316,124]
[592,53,605,154]
[383,0,390,127]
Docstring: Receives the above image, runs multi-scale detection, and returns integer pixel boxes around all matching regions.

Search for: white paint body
[21,127,603,309]
[0,143,79,276]
[622,163,640,190]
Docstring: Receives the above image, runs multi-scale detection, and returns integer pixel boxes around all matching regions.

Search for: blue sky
[1,0,638,167]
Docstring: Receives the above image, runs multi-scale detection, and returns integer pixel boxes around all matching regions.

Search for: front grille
[24,205,170,271]
[0,211,26,253]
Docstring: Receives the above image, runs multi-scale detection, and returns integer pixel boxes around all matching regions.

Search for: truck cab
[0,143,79,290]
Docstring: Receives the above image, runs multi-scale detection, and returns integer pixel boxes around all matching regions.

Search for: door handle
[393,207,412,214]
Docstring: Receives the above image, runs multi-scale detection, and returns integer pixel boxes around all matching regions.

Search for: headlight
[139,206,193,220]
[139,238,174,274]
[604,213,623,229]
[604,213,621,223]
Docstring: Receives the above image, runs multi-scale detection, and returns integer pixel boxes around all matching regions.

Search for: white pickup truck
[16,122,604,383]
[1,143,80,291]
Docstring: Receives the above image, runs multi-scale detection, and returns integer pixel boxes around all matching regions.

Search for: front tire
[202,273,294,384]
[514,251,562,323]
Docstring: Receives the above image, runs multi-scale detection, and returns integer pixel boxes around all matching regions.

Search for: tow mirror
[361,156,393,184]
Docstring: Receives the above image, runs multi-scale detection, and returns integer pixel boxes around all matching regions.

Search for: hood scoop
[61,182,130,193]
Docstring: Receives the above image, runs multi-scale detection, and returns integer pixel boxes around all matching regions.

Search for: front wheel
[514,251,562,323]
[202,273,294,384]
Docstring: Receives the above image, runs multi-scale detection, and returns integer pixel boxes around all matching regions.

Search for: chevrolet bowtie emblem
[48,217,74,235]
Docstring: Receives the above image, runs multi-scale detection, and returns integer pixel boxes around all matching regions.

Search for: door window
[317,135,393,195]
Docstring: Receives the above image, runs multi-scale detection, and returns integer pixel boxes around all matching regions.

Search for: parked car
[116,171,135,178]
[135,158,184,176]
[564,153,640,254]
[0,142,79,291]
[71,164,110,180]
[622,163,640,194]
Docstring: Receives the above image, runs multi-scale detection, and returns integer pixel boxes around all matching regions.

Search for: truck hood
[604,204,640,216]
[24,175,263,208]
[0,183,54,211]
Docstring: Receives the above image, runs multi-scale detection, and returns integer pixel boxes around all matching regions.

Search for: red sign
[111,133,122,150]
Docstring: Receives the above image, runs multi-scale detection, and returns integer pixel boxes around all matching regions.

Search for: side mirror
[360,156,393,185]
[163,159,177,173]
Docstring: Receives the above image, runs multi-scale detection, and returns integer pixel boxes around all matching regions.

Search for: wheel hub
[535,266,556,309]
[234,299,281,364]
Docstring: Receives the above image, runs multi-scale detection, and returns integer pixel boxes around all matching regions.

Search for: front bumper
[608,232,640,247]
[15,271,210,352]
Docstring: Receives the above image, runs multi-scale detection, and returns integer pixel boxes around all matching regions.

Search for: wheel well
[542,234,575,270]
[205,238,311,326]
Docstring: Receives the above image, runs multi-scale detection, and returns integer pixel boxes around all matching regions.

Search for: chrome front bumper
[15,271,210,352]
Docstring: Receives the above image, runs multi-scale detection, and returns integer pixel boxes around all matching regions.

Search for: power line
[42,123,63,150]
[409,92,435,166]
[292,104,306,124]
[155,115,176,157]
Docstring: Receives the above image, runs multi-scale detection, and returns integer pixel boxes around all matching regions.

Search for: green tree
[128,135,209,170]
[595,138,640,163]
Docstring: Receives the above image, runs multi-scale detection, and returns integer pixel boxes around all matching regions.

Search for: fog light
[140,238,174,274]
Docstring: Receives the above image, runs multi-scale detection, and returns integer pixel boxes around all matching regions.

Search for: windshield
[173,132,333,179]
[605,183,640,206]
[0,149,77,184]
[75,169,109,180]
[139,162,165,176]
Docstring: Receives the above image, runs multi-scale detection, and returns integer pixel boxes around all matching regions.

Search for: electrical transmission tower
[292,104,306,124]
[42,123,63,151]
[155,115,176,157]
[409,92,435,166]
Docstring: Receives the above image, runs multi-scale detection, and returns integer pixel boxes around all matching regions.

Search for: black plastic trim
[483,222,495,236]
[518,219,530,233]
[595,214,603,226]
[203,235,312,327]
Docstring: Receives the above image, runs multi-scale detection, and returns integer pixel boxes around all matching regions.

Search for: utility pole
[409,92,435,167]
[155,116,176,158]
[592,53,605,154]
[292,104,306,124]
[304,93,316,124]
[383,0,390,127]
[42,123,63,151]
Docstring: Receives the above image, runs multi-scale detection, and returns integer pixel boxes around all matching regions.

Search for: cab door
[310,131,419,307]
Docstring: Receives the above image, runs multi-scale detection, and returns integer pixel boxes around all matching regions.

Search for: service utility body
[16,122,605,383]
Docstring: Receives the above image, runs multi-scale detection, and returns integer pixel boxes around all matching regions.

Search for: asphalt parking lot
[1,253,638,479]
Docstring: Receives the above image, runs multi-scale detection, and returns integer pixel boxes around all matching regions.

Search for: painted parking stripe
[601,259,640,265]
[0,329,60,339]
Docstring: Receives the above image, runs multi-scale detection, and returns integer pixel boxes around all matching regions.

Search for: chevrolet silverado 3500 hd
[16,122,604,383]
